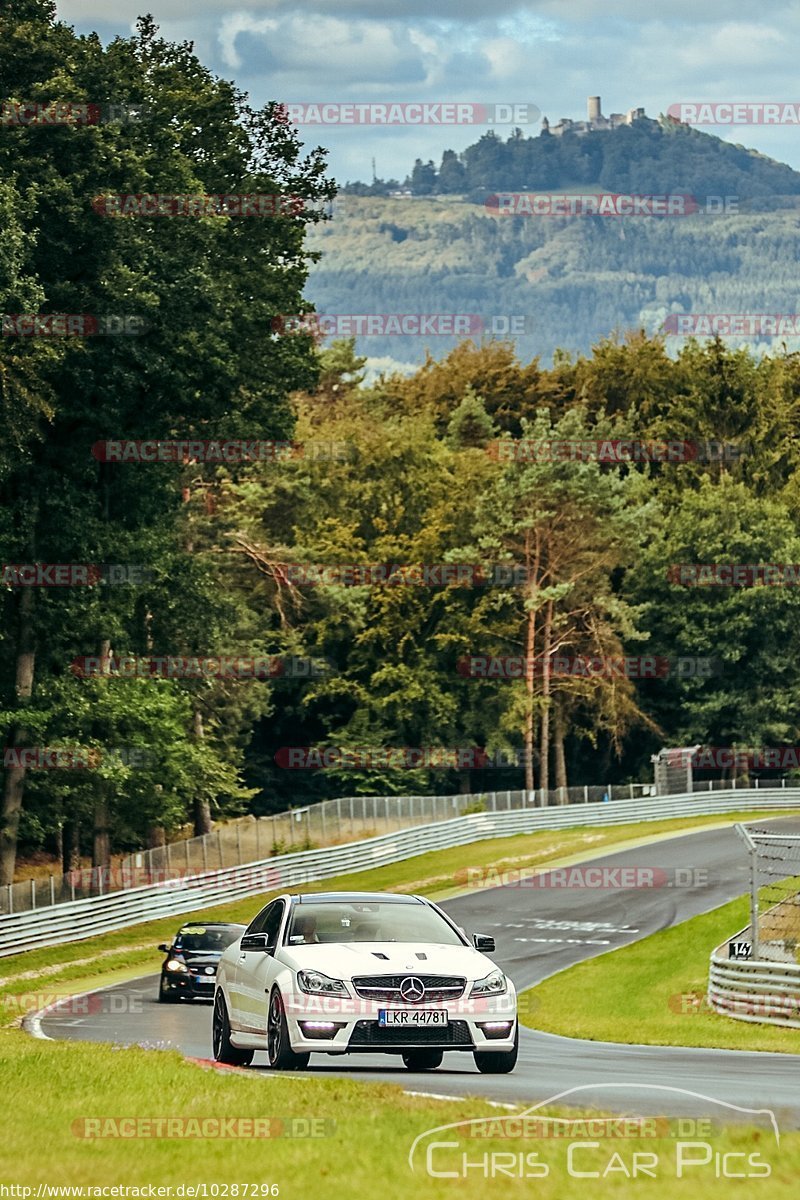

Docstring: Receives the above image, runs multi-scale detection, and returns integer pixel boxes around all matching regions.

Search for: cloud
[53,0,800,180]
[219,13,430,83]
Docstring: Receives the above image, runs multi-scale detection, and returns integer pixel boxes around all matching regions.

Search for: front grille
[351,974,466,1002]
[347,1019,473,1048]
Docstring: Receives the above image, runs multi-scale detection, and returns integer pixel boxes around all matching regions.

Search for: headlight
[166,959,189,973]
[297,970,349,996]
[470,969,507,997]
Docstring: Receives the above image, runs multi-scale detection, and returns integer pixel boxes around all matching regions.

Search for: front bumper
[162,971,217,999]
[282,983,518,1053]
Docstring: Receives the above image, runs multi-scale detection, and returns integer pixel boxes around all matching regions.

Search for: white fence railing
[2,788,799,958]
[10,776,797,917]
[6,785,640,915]
[708,927,800,1029]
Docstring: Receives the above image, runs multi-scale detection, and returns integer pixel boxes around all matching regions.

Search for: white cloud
[219,13,432,84]
[53,0,800,180]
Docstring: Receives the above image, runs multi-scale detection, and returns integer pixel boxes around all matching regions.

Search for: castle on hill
[543,96,646,136]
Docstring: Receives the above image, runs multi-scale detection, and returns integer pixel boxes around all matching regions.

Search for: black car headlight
[469,969,507,997]
[165,958,189,974]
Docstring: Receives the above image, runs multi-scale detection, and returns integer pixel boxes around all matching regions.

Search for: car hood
[176,950,224,964]
[278,942,496,981]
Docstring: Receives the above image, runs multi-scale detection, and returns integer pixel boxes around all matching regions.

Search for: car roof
[291,892,423,905]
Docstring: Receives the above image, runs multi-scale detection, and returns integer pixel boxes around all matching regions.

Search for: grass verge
[519,896,800,1053]
[1,1028,798,1195]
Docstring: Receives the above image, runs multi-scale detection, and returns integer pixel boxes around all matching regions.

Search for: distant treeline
[342,117,800,202]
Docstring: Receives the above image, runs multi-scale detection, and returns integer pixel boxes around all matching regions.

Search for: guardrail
[708,928,800,1029]
[2,788,799,958]
[9,777,798,916]
[7,784,640,914]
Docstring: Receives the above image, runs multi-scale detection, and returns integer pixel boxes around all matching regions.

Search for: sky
[57,0,800,186]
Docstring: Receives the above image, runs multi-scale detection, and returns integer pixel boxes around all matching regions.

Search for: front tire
[158,975,177,1003]
[213,991,254,1066]
[402,1050,443,1071]
[473,1023,519,1074]
[267,988,310,1071]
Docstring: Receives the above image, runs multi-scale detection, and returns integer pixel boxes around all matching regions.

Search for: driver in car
[292,914,320,944]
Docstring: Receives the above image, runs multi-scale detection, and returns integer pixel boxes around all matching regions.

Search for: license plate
[378,1009,448,1027]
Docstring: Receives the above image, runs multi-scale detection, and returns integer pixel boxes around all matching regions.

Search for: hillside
[344,116,800,201]
[305,192,800,367]
[306,119,800,367]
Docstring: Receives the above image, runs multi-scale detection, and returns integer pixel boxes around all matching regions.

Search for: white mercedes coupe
[213,891,518,1073]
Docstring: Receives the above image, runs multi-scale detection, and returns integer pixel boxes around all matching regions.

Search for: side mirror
[473,933,496,953]
[240,932,270,952]
[157,943,170,954]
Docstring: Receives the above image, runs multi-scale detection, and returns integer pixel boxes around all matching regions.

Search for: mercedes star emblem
[399,976,426,1003]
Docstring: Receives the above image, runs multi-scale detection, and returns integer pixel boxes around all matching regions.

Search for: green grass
[519,895,800,1053]
[1,1028,798,1196]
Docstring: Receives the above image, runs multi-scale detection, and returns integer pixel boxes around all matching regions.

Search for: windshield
[284,901,465,946]
[173,926,241,952]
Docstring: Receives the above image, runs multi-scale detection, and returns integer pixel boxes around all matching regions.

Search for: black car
[158,921,246,1002]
